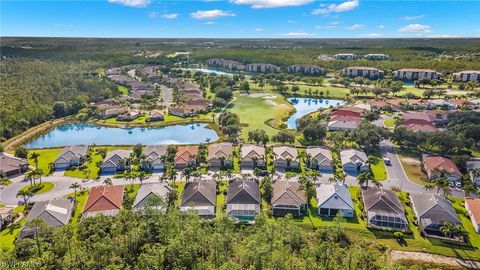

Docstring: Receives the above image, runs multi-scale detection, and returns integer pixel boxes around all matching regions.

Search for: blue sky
[2,0,480,38]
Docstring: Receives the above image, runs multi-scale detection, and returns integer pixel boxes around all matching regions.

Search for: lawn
[19,182,55,195]
[28,148,63,175]
[117,85,129,96]
[64,148,104,179]
[369,153,388,181]
[216,180,227,218]
[248,80,351,99]
[228,92,292,139]
[0,218,25,251]
[64,189,90,226]
[395,147,430,186]
[384,118,395,128]
[468,146,480,158]
[97,112,215,127]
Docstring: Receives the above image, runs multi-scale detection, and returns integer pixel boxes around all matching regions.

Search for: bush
[394,232,404,239]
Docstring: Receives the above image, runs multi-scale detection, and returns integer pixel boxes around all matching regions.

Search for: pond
[25,122,219,148]
[286,98,346,129]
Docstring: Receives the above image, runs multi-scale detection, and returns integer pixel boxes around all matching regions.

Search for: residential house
[240,144,265,168]
[143,145,167,171]
[427,99,455,110]
[330,107,363,118]
[340,149,369,175]
[467,158,480,188]
[0,152,28,177]
[364,54,388,60]
[180,180,216,218]
[226,178,261,222]
[287,64,324,75]
[393,69,438,81]
[116,109,141,121]
[82,185,124,218]
[101,150,132,173]
[362,187,408,231]
[453,70,480,82]
[422,155,462,182]
[207,142,233,168]
[317,184,354,218]
[341,67,384,79]
[133,182,171,211]
[410,193,461,238]
[175,146,199,169]
[334,53,357,60]
[246,63,280,73]
[306,146,333,173]
[0,207,14,230]
[146,110,164,122]
[465,198,480,233]
[327,116,361,131]
[271,181,307,217]
[20,198,74,238]
[402,112,438,132]
[369,100,400,112]
[98,107,127,119]
[273,146,299,170]
[53,145,88,169]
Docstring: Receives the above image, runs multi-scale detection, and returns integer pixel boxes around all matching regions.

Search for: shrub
[394,232,404,239]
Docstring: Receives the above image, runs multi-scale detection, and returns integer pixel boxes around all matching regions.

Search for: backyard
[28,148,63,176]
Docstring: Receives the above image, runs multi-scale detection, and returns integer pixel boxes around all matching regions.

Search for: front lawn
[384,118,395,128]
[395,147,429,186]
[369,153,388,181]
[28,148,63,175]
[19,182,55,195]
[117,85,129,96]
[0,218,25,251]
[63,148,104,179]
[64,189,90,225]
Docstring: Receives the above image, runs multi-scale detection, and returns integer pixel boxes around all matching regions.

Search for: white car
[455,182,463,188]
[383,157,391,166]
[449,181,455,188]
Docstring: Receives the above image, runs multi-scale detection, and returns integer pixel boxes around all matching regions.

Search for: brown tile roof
[331,107,362,118]
[466,198,480,226]
[403,119,438,132]
[83,185,124,214]
[207,143,233,161]
[423,156,462,176]
[0,153,28,174]
[175,146,199,164]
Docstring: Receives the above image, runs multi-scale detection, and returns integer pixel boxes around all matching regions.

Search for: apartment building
[245,63,280,73]
[453,70,480,82]
[341,66,384,79]
[393,69,438,81]
[287,64,324,75]
[334,53,357,60]
[207,58,245,70]
[364,54,388,60]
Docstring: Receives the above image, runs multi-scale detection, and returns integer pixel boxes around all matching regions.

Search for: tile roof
[54,145,88,164]
[316,184,354,210]
[180,180,216,207]
[207,142,233,161]
[362,187,404,215]
[271,181,306,207]
[133,183,171,209]
[410,193,460,225]
[0,152,28,174]
[102,150,132,168]
[340,149,368,166]
[175,146,199,164]
[83,185,124,214]
[241,144,265,159]
[273,146,297,161]
[227,178,261,205]
[306,146,332,163]
[423,155,462,176]
[25,198,74,227]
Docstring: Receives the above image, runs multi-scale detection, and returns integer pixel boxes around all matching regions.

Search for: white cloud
[399,24,431,32]
[232,0,313,9]
[108,0,151,8]
[204,21,216,25]
[362,33,382,37]
[316,21,339,29]
[345,24,364,30]
[148,12,158,18]
[403,15,424,21]
[190,9,236,19]
[378,24,385,29]
[162,13,179,19]
[312,0,359,15]
[282,31,315,37]
[254,28,264,32]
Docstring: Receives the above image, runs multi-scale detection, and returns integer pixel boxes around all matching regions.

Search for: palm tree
[17,189,33,206]
[69,182,81,202]
[298,174,316,212]
[26,218,46,257]
[25,169,35,187]
[336,171,347,185]
[241,172,251,181]
[137,171,147,186]
[103,177,113,186]
[357,172,370,187]
[440,222,456,239]
[82,168,91,180]
[30,152,40,169]
[34,168,43,184]
[463,182,478,197]
[424,183,435,192]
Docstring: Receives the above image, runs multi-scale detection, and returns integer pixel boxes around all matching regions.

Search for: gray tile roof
[54,145,88,163]
[271,181,306,207]
[226,178,261,205]
[144,145,167,163]
[102,149,132,167]
[180,180,216,208]
[273,146,297,161]
[362,187,404,214]
[241,144,265,160]
[21,198,74,237]
[306,147,332,163]
[410,193,460,225]
[134,182,171,209]
[208,142,233,161]
[340,149,368,166]
[316,184,354,210]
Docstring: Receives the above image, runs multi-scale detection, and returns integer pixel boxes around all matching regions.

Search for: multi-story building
[453,70,480,82]
[393,69,438,81]
[334,53,357,60]
[287,64,324,75]
[364,54,388,60]
[245,63,280,73]
[341,66,384,79]
[207,58,245,70]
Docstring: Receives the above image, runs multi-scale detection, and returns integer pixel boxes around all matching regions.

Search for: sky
[1,0,480,38]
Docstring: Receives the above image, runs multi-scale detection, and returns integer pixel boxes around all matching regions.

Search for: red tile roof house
[175,146,199,169]
[82,185,124,218]
[465,198,480,233]
[369,100,400,112]
[330,107,363,119]
[402,112,438,132]
[422,155,462,183]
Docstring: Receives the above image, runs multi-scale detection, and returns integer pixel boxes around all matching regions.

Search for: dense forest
[2,208,425,270]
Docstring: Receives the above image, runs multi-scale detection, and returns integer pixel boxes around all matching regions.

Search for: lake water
[286,98,346,128]
[181,68,250,77]
[25,122,219,148]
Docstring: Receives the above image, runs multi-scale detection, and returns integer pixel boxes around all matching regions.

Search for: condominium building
[334,53,357,60]
[393,69,438,81]
[287,64,324,75]
[245,63,280,73]
[341,66,384,79]
[207,58,245,70]
[364,54,388,60]
[453,70,480,82]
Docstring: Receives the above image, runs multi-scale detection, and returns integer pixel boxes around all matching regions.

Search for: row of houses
[334,53,389,60]
[17,183,480,239]
[207,59,323,75]
[366,98,480,112]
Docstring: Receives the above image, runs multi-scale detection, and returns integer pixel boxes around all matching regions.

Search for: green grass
[395,147,430,186]
[228,92,292,139]
[117,85,129,96]
[469,146,480,158]
[384,118,395,128]
[63,148,104,179]
[19,182,55,195]
[64,190,90,225]
[216,180,227,218]
[0,217,25,251]
[369,153,388,181]
[28,148,63,175]
[249,81,351,99]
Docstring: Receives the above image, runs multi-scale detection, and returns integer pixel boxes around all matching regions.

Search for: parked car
[455,181,463,188]
[449,181,455,188]
[383,157,391,166]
